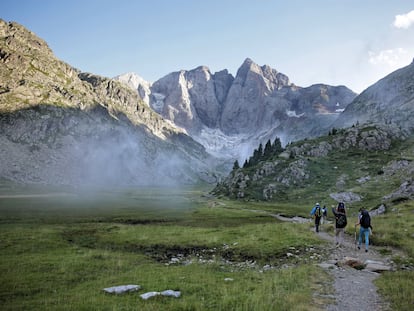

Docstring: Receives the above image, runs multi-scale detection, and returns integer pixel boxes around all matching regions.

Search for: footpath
[315,222,393,311]
[273,213,394,310]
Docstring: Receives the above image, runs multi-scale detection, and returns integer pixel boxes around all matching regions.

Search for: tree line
[233,137,284,170]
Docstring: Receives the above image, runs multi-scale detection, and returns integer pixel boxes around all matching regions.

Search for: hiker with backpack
[310,203,322,232]
[332,202,347,247]
[356,207,372,252]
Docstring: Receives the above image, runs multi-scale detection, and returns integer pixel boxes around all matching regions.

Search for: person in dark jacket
[356,207,372,252]
[332,202,347,247]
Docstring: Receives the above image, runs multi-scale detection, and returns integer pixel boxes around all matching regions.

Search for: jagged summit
[0,20,53,56]
[114,72,152,105]
[236,58,291,91]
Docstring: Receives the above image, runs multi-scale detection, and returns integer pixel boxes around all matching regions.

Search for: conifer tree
[263,139,272,159]
[272,137,283,154]
[232,160,240,170]
[257,143,263,158]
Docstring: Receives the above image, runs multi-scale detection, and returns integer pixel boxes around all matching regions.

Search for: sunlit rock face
[143,57,356,158]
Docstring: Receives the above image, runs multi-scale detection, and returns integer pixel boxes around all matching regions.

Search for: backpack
[360,210,371,228]
[336,213,347,228]
[314,207,322,218]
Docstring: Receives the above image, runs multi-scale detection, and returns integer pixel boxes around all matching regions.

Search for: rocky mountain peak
[114,72,152,105]
[235,58,291,91]
[0,20,53,57]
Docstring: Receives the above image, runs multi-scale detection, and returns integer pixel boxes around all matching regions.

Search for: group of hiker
[310,202,372,252]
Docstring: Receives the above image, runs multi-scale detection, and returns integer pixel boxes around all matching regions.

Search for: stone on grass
[140,291,160,300]
[140,290,181,300]
[103,285,141,294]
[161,290,181,298]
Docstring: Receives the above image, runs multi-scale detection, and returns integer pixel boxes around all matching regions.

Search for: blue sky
[3,0,414,93]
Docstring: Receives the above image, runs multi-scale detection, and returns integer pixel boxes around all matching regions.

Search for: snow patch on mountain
[193,125,288,163]
[286,110,305,118]
[193,127,253,161]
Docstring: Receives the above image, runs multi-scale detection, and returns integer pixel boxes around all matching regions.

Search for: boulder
[364,260,392,272]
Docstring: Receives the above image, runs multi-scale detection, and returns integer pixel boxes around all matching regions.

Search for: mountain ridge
[0,19,216,186]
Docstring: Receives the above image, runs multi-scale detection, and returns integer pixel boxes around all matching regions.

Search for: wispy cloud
[368,48,409,66]
[393,10,414,29]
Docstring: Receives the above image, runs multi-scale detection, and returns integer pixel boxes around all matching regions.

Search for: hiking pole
[354,225,357,250]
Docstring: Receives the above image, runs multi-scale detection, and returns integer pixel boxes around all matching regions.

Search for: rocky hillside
[212,124,414,208]
[335,59,414,133]
[0,20,215,186]
[116,59,357,158]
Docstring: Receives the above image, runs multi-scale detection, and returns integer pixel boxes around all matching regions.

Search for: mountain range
[1,19,413,188]
[115,59,357,160]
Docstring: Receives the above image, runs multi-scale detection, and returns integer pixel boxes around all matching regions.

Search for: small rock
[140,291,160,300]
[103,284,141,294]
[161,290,181,298]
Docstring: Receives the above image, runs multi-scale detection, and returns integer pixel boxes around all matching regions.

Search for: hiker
[356,207,372,252]
[310,203,322,232]
[332,202,347,247]
[321,205,327,225]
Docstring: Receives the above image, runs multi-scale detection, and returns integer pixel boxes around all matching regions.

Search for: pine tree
[272,137,283,154]
[257,143,263,158]
[263,139,272,159]
[232,160,240,170]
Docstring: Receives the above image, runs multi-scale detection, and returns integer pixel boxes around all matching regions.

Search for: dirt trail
[270,213,393,310]
[313,223,392,311]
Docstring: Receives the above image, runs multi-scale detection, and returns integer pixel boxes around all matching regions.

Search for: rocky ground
[313,223,393,311]
[273,213,395,310]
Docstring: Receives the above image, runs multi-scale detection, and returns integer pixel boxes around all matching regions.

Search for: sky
[2,0,414,93]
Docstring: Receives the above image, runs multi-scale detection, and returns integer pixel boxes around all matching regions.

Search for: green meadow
[0,183,413,310]
[0,184,331,311]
